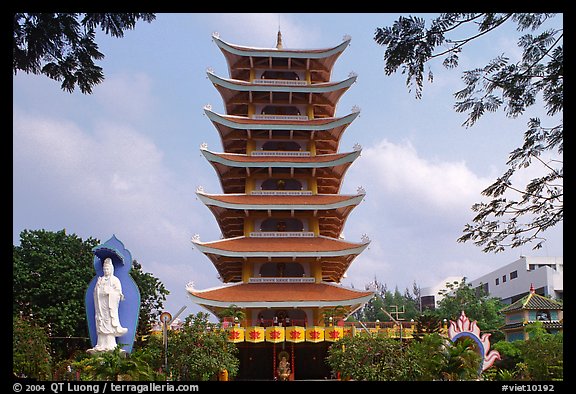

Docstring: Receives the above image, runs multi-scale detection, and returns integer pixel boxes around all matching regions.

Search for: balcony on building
[251,217,314,238]
[251,177,313,196]
[252,104,308,121]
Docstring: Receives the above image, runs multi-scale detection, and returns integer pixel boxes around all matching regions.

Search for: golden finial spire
[276,28,283,49]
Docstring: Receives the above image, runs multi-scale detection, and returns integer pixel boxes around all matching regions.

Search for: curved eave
[208,72,356,94]
[204,108,359,131]
[192,235,369,258]
[201,149,360,169]
[213,34,351,60]
[197,192,365,211]
[186,282,373,309]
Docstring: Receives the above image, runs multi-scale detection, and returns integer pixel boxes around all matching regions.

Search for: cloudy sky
[13,13,563,319]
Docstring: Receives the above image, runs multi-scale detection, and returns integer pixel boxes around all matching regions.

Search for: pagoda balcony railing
[252,79,308,86]
[251,190,313,196]
[249,277,316,284]
[252,114,309,121]
[251,150,311,157]
[249,231,315,238]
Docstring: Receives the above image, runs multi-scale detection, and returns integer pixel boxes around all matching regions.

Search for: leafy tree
[72,347,159,381]
[412,311,443,340]
[13,229,99,357]
[13,13,156,94]
[326,334,407,381]
[13,229,168,360]
[169,312,239,380]
[435,278,505,335]
[355,278,421,323]
[442,337,483,381]
[405,332,447,380]
[13,315,52,380]
[516,322,563,380]
[218,304,246,324]
[374,13,563,253]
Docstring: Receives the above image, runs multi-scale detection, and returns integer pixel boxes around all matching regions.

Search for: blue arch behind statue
[450,332,485,376]
[85,235,141,353]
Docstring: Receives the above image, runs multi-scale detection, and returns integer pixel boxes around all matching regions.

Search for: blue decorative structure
[85,235,140,353]
[448,311,501,375]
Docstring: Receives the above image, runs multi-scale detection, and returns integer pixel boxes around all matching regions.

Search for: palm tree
[322,305,347,326]
[441,337,482,381]
[218,304,246,326]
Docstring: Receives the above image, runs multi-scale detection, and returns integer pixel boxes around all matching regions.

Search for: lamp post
[160,306,187,376]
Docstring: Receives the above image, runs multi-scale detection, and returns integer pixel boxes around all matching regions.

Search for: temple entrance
[294,343,332,380]
[235,342,332,380]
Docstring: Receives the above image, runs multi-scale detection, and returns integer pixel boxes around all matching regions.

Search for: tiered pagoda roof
[187,282,373,317]
[212,33,351,83]
[189,33,372,330]
[203,108,359,155]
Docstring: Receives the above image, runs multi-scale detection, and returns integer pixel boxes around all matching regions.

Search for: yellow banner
[246,326,265,343]
[305,326,324,343]
[325,326,343,342]
[285,326,305,343]
[265,326,285,343]
[227,327,244,343]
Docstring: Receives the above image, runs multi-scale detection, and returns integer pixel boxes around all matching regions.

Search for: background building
[420,256,563,309]
[468,256,563,304]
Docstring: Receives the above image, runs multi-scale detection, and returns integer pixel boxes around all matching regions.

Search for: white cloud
[13,108,211,311]
[94,72,155,121]
[210,13,321,49]
[348,139,493,217]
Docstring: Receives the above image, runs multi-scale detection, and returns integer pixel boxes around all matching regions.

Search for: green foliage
[405,333,447,380]
[13,13,156,94]
[354,278,421,322]
[13,229,98,357]
[327,333,483,381]
[442,337,483,381]
[72,347,161,381]
[13,315,52,380]
[168,312,239,381]
[516,322,563,381]
[435,278,505,334]
[413,311,443,340]
[489,322,563,381]
[13,228,168,361]
[326,335,407,381]
[217,304,246,322]
[374,13,563,253]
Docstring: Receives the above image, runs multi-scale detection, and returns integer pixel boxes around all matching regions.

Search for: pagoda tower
[187,31,373,380]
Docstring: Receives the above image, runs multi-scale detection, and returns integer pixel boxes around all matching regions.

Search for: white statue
[89,258,128,352]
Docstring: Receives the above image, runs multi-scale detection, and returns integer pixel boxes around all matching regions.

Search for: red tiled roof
[209,152,354,164]
[211,113,353,126]
[200,193,362,207]
[189,282,372,303]
[196,236,366,253]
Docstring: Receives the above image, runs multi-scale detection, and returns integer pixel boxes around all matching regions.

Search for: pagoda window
[260,70,301,80]
[260,218,305,232]
[255,308,308,327]
[261,140,303,151]
[259,262,305,277]
[261,105,301,116]
[260,178,304,191]
[536,310,551,321]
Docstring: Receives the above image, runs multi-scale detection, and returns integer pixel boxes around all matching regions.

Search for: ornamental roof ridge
[204,107,360,126]
[500,291,563,313]
[185,280,243,294]
[212,32,351,56]
[207,72,357,90]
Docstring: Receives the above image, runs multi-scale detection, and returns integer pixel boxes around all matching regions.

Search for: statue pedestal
[86,347,127,357]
